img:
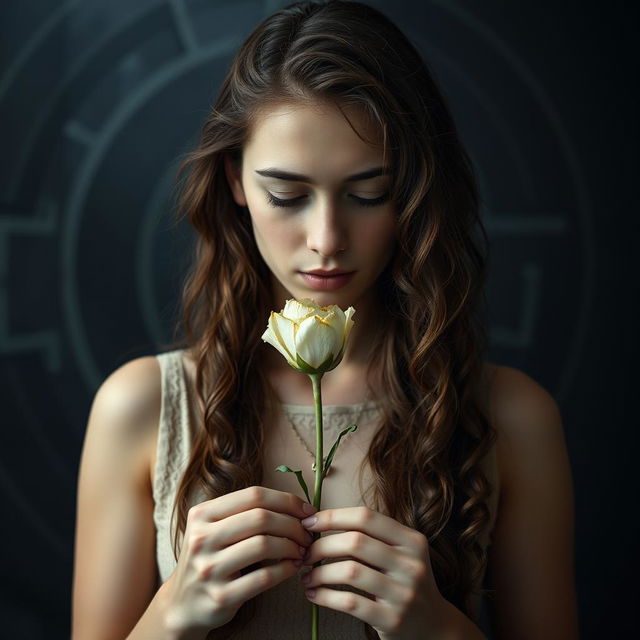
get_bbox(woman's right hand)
[159,486,316,638]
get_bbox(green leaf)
[322,424,358,480]
[275,465,311,503]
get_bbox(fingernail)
[302,503,317,515]
[301,515,318,528]
[305,588,316,598]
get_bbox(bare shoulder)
[97,356,162,424]
[485,363,567,489]
[485,363,562,427]
[90,356,162,487]
[481,362,579,639]
[73,356,164,638]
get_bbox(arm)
[71,356,176,640]
[482,366,580,640]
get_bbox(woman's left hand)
[300,506,448,640]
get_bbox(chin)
[275,275,361,309]
[306,291,357,308]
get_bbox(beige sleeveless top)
[153,349,499,637]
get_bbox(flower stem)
[310,373,324,505]
[309,372,324,640]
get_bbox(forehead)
[243,102,385,169]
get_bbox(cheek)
[358,218,396,258]
[250,212,300,256]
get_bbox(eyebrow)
[254,166,392,184]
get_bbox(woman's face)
[224,101,396,312]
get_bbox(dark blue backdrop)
[0,0,637,637]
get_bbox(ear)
[223,152,248,207]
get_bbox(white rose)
[261,298,355,374]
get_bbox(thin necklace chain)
[283,390,372,477]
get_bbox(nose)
[305,198,348,257]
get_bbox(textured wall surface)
[0,0,636,637]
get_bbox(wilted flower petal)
[343,306,355,342]
[283,298,317,323]
[321,309,346,344]
[271,312,297,361]
[261,312,296,367]
[261,298,356,374]
[295,315,341,369]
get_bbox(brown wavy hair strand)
[162,1,497,637]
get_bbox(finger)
[303,583,396,631]
[301,560,409,605]
[193,486,316,524]
[212,534,306,578]
[204,507,313,551]
[303,531,414,578]
[301,506,419,552]
[213,559,301,607]
[241,507,314,548]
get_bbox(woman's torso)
[150,349,392,507]
[148,348,501,634]
[149,348,500,509]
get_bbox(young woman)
[71,1,579,638]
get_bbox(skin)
[223,100,579,639]
[222,101,454,638]
[72,358,579,639]
[224,100,396,401]
[72,98,578,639]
[294,366,581,640]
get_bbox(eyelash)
[265,192,390,209]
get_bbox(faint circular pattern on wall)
[408,0,593,404]
[0,0,286,570]
[0,0,591,570]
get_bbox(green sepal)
[322,424,358,480]
[295,352,335,374]
[275,464,311,503]
[324,346,345,373]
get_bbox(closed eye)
[266,192,390,208]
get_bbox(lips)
[299,270,356,291]
[301,269,354,276]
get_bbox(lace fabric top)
[153,349,498,637]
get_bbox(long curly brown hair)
[162,1,497,637]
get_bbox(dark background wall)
[0,0,636,637]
